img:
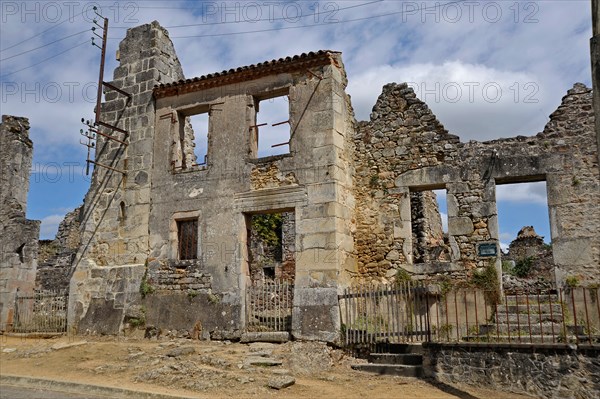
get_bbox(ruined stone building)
[0,116,40,331]
[1,20,598,340]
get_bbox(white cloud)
[0,1,592,229]
[496,181,547,205]
[347,60,555,141]
[39,214,64,239]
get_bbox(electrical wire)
[1,0,467,77]
[0,40,89,79]
[0,30,88,62]
[114,0,384,29]
[162,0,468,39]
[1,9,86,53]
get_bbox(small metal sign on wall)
[477,242,498,257]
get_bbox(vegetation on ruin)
[140,268,155,298]
[565,275,580,288]
[251,214,283,247]
[513,256,534,278]
[470,262,501,305]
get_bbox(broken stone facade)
[3,19,597,341]
[354,82,599,288]
[0,115,40,331]
[36,206,82,291]
[69,22,355,341]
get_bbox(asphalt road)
[0,385,110,399]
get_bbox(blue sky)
[0,0,592,242]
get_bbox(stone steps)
[369,353,423,365]
[504,294,558,304]
[350,363,423,377]
[351,344,423,378]
[495,313,564,324]
[482,321,564,335]
[496,304,563,314]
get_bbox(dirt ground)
[0,334,534,399]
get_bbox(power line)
[1,0,467,77]
[153,0,468,39]
[0,30,88,62]
[0,40,89,79]
[0,10,86,53]
[113,0,383,29]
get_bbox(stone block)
[292,287,339,342]
[552,238,594,266]
[448,217,474,235]
[307,182,339,204]
[446,193,459,217]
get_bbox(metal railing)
[339,281,432,346]
[246,279,293,332]
[13,289,69,333]
[339,284,600,348]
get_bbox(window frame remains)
[177,219,198,260]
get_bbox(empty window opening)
[177,219,198,260]
[255,95,290,158]
[495,181,551,279]
[16,244,25,263]
[119,201,126,225]
[247,211,295,282]
[410,189,450,264]
[189,113,209,167]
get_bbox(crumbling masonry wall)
[69,23,357,341]
[69,22,187,334]
[0,115,40,331]
[36,205,82,291]
[151,50,356,341]
[354,83,600,286]
[65,19,598,338]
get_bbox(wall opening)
[254,94,290,158]
[119,201,126,226]
[246,211,295,282]
[410,188,450,264]
[177,219,198,261]
[189,113,209,167]
[495,181,552,280]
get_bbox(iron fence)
[339,281,432,347]
[246,279,293,332]
[339,283,600,348]
[13,289,69,333]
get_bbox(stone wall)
[354,82,599,287]
[69,21,186,333]
[353,83,460,281]
[65,20,598,339]
[0,115,40,331]
[423,343,600,399]
[151,50,357,342]
[36,205,82,291]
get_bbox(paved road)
[0,385,110,399]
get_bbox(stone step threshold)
[369,353,423,365]
[240,331,290,343]
[351,363,423,378]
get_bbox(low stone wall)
[422,342,600,399]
